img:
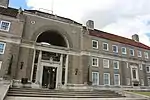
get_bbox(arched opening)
[36,30,67,47]
[31,30,68,89]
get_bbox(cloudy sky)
[10,0,150,46]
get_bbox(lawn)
[133,91,150,96]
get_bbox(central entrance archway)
[31,30,68,89]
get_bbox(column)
[56,54,63,89]
[30,49,36,81]
[65,55,69,85]
[35,50,42,84]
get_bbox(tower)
[0,0,9,8]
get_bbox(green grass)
[132,91,150,96]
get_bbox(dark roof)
[89,29,150,50]
[0,7,18,17]
[24,10,82,26]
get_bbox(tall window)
[113,61,119,69]
[92,40,98,49]
[146,66,150,73]
[92,72,99,85]
[144,52,149,59]
[103,73,110,85]
[103,59,109,68]
[130,49,134,56]
[112,45,118,53]
[0,42,6,54]
[92,57,99,67]
[132,69,136,79]
[122,47,126,54]
[137,51,142,57]
[114,74,120,85]
[0,21,11,32]
[103,43,108,51]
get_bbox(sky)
[9,0,150,46]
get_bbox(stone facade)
[0,4,150,89]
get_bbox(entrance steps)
[5,87,125,99]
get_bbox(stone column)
[30,49,36,81]
[35,50,42,85]
[56,54,63,89]
[65,55,69,85]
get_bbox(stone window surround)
[112,45,118,53]
[103,42,109,51]
[0,20,11,32]
[114,74,120,85]
[103,59,109,68]
[92,72,99,85]
[113,60,119,69]
[92,57,99,67]
[0,42,6,54]
[130,49,134,56]
[144,52,149,59]
[92,40,98,49]
[121,47,127,54]
[103,73,110,85]
[137,50,142,57]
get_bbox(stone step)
[7,93,123,98]
[7,91,121,96]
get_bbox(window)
[144,52,149,59]
[103,43,108,51]
[112,45,118,53]
[137,51,142,57]
[92,72,99,85]
[103,59,109,68]
[0,42,6,54]
[122,47,126,54]
[103,73,110,85]
[139,64,142,70]
[0,21,11,31]
[92,40,98,49]
[114,74,120,85]
[132,69,136,79]
[113,61,119,69]
[146,66,150,73]
[130,49,134,56]
[92,57,99,67]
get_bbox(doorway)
[42,66,57,89]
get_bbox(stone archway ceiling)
[36,30,67,47]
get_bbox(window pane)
[147,67,150,72]
[0,21,10,31]
[132,69,136,79]
[114,74,120,85]
[92,40,98,48]
[103,59,109,68]
[122,47,126,54]
[104,73,110,85]
[103,43,108,50]
[92,72,99,85]
[130,49,134,56]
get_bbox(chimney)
[132,34,139,42]
[86,20,94,30]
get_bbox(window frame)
[92,40,98,49]
[92,72,99,85]
[112,45,118,53]
[114,74,120,86]
[103,42,109,51]
[121,47,127,54]
[130,49,134,56]
[146,66,150,73]
[0,20,11,32]
[103,73,110,85]
[137,50,142,57]
[103,59,109,68]
[144,52,149,59]
[113,61,119,69]
[0,42,6,54]
[92,57,99,67]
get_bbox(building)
[0,0,150,89]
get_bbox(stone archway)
[31,28,70,89]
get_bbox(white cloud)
[26,0,150,46]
